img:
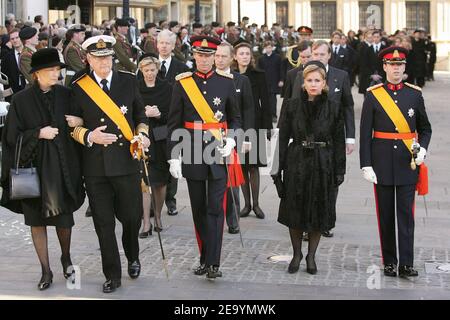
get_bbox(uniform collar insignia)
[387,82,404,91]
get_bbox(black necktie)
[100,79,109,94]
[160,60,167,78]
[335,47,338,55]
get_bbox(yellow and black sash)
[76,75,142,159]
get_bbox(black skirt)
[21,199,74,228]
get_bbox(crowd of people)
[0,13,433,294]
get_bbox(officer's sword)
[219,130,245,248]
[140,144,170,280]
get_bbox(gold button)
[203,81,207,84]
[117,126,120,130]
[394,146,397,149]
[119,134,123,138]
[394,100,398,103]
[100,118,105,122]
[394,92,397,95]
[203,91,207,94]
[119,143,123,146]
[104,144,108,147]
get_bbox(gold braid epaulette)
[405,82,422,92]
[286,46,302,68]
[216,69,234,79]
[366,83,384,92]
[175,72,193,81]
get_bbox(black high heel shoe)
[38,271,53,291]
[288,253,303,274]
[153,225,163,232]
[306,255,317,275]
[139,224,153,238]
[239,205,252,217]
[61,256,74,279]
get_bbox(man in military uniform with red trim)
[167,36,242,279]
[360,46,432,278]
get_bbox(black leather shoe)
[128,260,141,279]
[228,226,240,234]
[399,265,418,278]
[253,205,265,219]
[384,264,397,277]
[322,230,334,237]
[306,255,317,275]
[194,264,208,275]
[206,266,222,279]
[239,205,251,217]
[103,279,121,293]
[167,207,178,216]
[139,225,152,238]
[61,255,74,279]
[288,254,303,274]
[38,271,53,291]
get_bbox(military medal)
[408,108,415,118]
[120,105,128,115]
[213,97,221,106]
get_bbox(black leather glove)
[335,175,344,186]
[272,173,285,198]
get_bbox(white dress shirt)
[159,55,172,76]
[93,70,113,90]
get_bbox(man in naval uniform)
[70,35,150,293]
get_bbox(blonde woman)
[137,55,172,237]
[272,61,346,274]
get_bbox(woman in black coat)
[272,62,346,275]
[233,41,272,219]
[0,48,85,290]
[137,56,172,237]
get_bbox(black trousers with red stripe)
[187,177,227,267]
[374,184,416,266]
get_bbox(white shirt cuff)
[87,132,93,147]
[346,138,356,144]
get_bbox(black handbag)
[9,135,41,200]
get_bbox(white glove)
[217,138,236,158]
[362,166,378,184]
[168,159,182,179]
[415,147,426,166]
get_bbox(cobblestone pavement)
[1,74,450,300]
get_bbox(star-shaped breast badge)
[408,108,414,118]
[120,105,128,115]
[213,97,222,106]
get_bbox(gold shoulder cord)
[286,47,302,68]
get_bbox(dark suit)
[329,45,352,76]
[366,43,387,89]
[257,53,283,117]
[167,70,240,267]
[159,56,190,211]
[226,71,255,230]
[159,56,190,85]
[360,83,432,267]
[1,49,26,101]
[282,65,302,99]
[71,70,147,281]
